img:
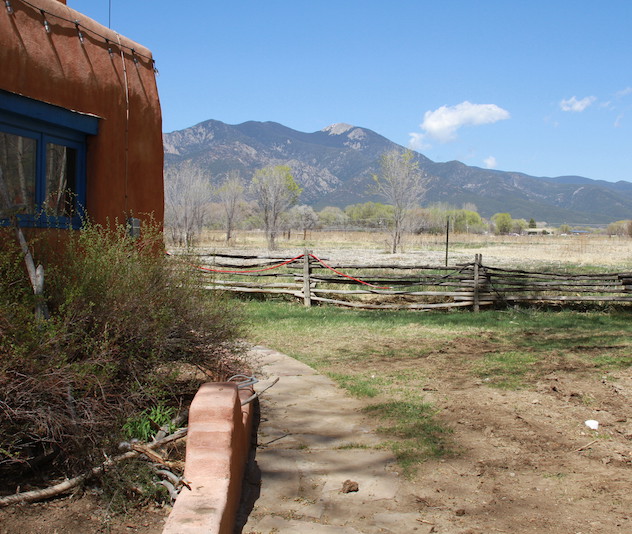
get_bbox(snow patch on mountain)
[349,128,366,140]
[322,123,355,135]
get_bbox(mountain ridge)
[164,119,632,225]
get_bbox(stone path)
[242,347,429,534]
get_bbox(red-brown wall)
[0,0,163,227]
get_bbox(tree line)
[165,150,628,251]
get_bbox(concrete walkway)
[241,347,429,534]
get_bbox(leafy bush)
[0,221,245,487]
[122,405,176,442]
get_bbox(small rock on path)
[242,346,426,534]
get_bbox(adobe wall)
[162,382,256,534]
[0,0,164,227]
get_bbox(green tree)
[529,218,537,228]
[410,203,485,235]
[318,206,349,228]
[491,212,513,235]
[449,209,485,234]
[251,165,301,249]
[512,218,528,234]
[345,202,394,228]
[371,149,425,253]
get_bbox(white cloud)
[614,114,624,128]
[484,156,497,169]
[408,132,430,151]
[408,101,510,148]
[616,87,632,98]
[560,96,596,112]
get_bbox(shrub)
[0,221,245,487]
[122,404,176,442]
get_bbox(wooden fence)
[190,250,632,311]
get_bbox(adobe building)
[0,0,163,231]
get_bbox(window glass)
[0,90,98,228]
[0,132,36,217]
[45,143,77,217]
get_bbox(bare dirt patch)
[0,494,170,534]
[374,337,632,534]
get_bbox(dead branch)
[575,439,599,452]
[0,427,188,507]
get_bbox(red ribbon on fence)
[309,253,392,290]
[168,250,393,289]
[186,253,306,274]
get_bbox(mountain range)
[163,120,632,225]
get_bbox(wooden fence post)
[445,217,450,267]
[303,249,312,307]
[473,253,481,313]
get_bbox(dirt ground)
[387,339,632,533]
[0,494,170,534]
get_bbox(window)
[0,90,98,229]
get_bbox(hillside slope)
[164,120,632,224]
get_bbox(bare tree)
[164,162,212,247]
[371,149,425,253]
[217,170,245,243]
[250,165,301,249]
[288,204,319,239]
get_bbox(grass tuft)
[327,372,380,397]
[363,401,453,474]
[474,351,539,389]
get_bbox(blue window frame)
[0,90,98,229]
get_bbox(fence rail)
[187,250,632,311]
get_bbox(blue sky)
[70,1,632,183]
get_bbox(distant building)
[0,0,163,231]
[525,228,552,235]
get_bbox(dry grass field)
[195,229,632,271]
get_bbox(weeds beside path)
[0,223,246,531]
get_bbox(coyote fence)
[188,250,632,311]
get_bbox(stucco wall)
[0,0,163,226]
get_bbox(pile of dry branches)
[0,222,245,499]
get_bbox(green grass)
[363,401,453,474]
[242,299,632,471]
[592,352,632,369]
[122,404,176,442]
[327,372,382,397]
[474,351,539,389]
